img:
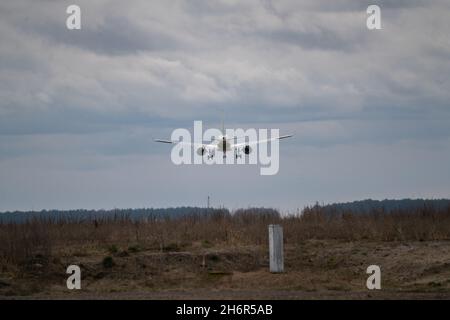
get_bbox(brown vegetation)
[1,205,450,265]
[1,205,450,298]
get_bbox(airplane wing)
[232,134,293,148]
[154,139,217,150]
[154,139,175,144]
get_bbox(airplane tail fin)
[221,110,225,136]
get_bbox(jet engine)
[197,146,206,156]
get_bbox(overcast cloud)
[0,0,449,212]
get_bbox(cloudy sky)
[0,0,449,212]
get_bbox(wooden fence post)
[268,224,284,273]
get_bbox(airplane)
[155,120,293,160]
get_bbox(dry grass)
[1,205,450,298]
[286,204,450,242]
[1,205,450,266]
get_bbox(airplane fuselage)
[216,136,232,153]
[155,122,292,161]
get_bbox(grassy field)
[1,206,450,299]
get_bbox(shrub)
[128,245,141,253]
[108,245,118,254]
[102,256,114,268]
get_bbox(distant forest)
[1,199,449,223]
[315,198,450,214]
[0,207,230,223]
[0,207,281,224]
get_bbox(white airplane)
[155,121,293,160]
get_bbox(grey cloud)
[256,27,365,51]
[0,0,449,211]
[21,16,182,56]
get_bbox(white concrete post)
[269,224,284,273]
